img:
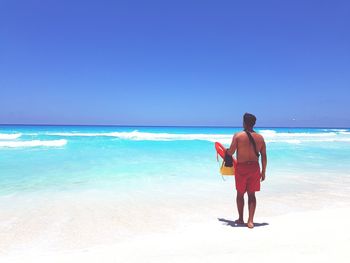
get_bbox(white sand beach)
[1,202,349,263]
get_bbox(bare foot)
[247,221,254,229]
[234,219,245,225]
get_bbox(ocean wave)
[322,129,348,132]
[266,139,302,144]
[44,130,350,144]
[0,139,67,148]
[259,130,337,138]
[258,129,350,143]
[0,133,22,140]
[47,131,232,142]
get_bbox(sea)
[1,125,350,252]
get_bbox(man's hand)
[261,171,266,182]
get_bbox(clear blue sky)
[1,0,349,127]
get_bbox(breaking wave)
[45,130,350,144]
[47,131,231,142]
[0,139,67,148]
[0,133,22,140]
[259,130,337,137]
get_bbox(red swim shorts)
[235,162,261,194]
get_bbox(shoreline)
[1,180,349,261]
[1,206,349,263]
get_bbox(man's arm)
[227,134,238,156]
[260,139,267,181]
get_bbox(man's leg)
[235,191,244,224]
[247,192,256,228]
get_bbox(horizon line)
[0,123,349,129]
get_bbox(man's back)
[235,131,265,163]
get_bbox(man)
[227,113,267,228]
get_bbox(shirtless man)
[227,113,267,228]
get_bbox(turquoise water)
[1,125,350,197]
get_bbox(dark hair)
[243,113,256,128]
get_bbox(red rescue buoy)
[215,142,237,168]
[215,142,226,159]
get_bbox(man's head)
[243,113,256,130]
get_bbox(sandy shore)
[2,206,349,263]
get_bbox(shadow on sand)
[218,218,269,228]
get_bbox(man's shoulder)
[234,131,246,138]
[254,132,265,141]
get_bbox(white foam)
[258,129,277,135]
[0,133,22,140]
[323,129,348,132]
[44,130,350,144]
[0,139,67,148]
[47,131,232,142]
[259,130,337,138]
[266,139,302,144]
